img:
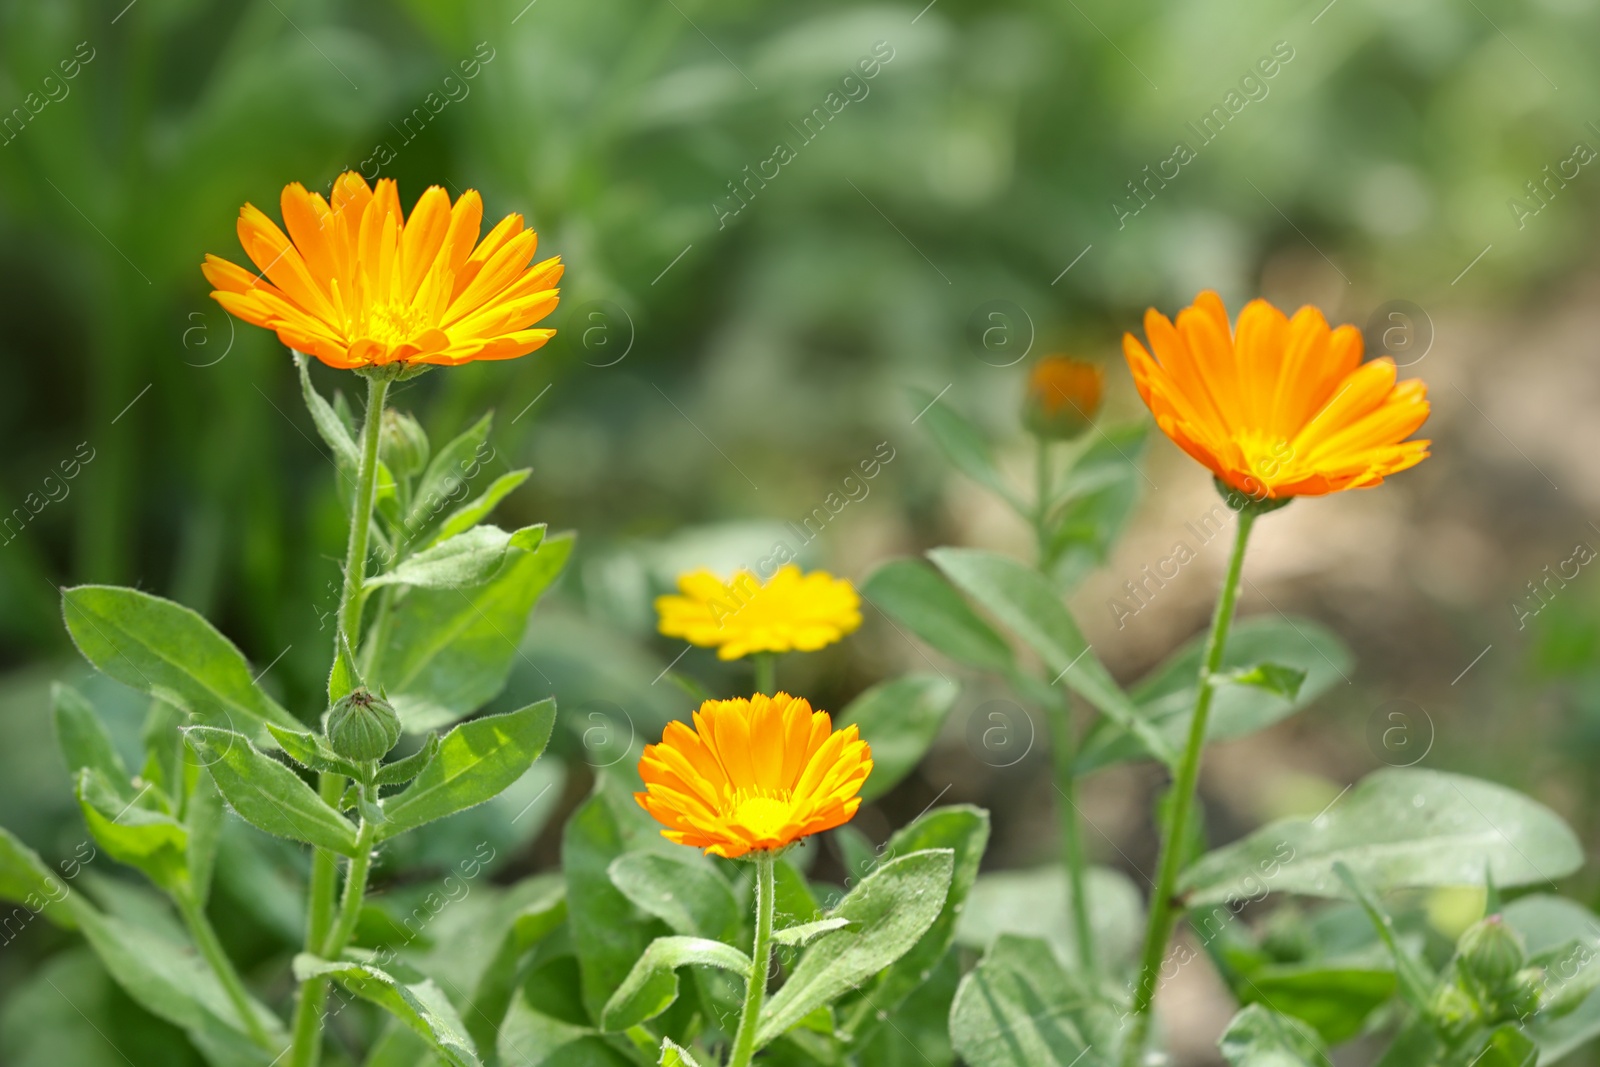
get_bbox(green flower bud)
[327,688,401,762]
[1507,966,1546,1021]
[379,408,430,479]
[1428,981,1480,1041]
[1457,915,1528,996]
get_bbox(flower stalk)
[1032,436,1097,975]
[754,652,776,696]
[728,851,777,1067]
[175,887,274,1051]
[1120,505,1256,1066]
[289,374,389,1067]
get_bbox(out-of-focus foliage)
[3,0,1599,1061]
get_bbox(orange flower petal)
[1124,292,1430,499]
[636,693,872,857]
[203,173,559,370]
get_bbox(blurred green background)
[4,0,1600,1060]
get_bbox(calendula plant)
[487,563,981,1066]
[0,173,573,1067]
[863,293,1600,1067]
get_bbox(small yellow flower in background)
[635,693,873,859]
[1123,290,1430,500]
[655,564,862,660]
[203,172,562,370]
[1024,355,1104,439]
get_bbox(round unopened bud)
[327,688,401,762]
[1429,981,1480,1040]
[1507,966,1546,1020]
[1023,356,1103,440]
[379,409,430,479]
[1458,915,1528,996]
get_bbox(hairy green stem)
[290,375,389,1067]
[323,820,378,958]
[176,888,274,1051]
[1120,507,1256,1066]
[754,652,777,696]
[337,376,389,652]
[728,852,776,1067]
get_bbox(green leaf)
[928,547,1176,763]
[1180,769,1583,907]
[1080,617,1351,772]
[52,683,133,798]
[860,559,1014,674]
[404,412,493,538]
[658,1037,708,1066]
[295,955,480,1067]
[461,878,568,1056]
[264,723,364,778]
[0,827,78,930]
[1471,1025,1538,1067]
[955,864,1145,969]
[434,468,533,545]
[297,351,359,469]
[599,936,752,1031]
[844,806,990,1033]
[1218,1004,1331,1067]
[185,727,360,856]
[61,585,300,737]
[1234,964,1396,1045]
[756,848,954,1048]
[910,387,1022,510]
[185,770,224,906]
[140,698,186,812]
[1506,895,1600,1063]
[1217,663,1307,702]
[1330,862,1437,1011]
[498,994,634,1066]
[837,674,960,802]
[772,918,854,946]
[1043,474,1141,590]
[75,768,188,891]
[1043,423,1149,589]
[565,788,661,1025]
[70,883,284,1057]
[375,733,441,786]
[329,630,363,704]
[949,934,1114,1066]
[368,525,546,591]
[608,852,740,942]
[383,532,573,731]
[378,700,556,840]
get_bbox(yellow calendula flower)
[203,172,561,370]
[635,693,873,859]
[1123,290,1430,500]
[655,564,862,660]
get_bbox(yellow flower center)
[1236,429,1295,485]
[730,792,793,840]
[364,302,430,346]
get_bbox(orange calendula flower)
[1123,291,1429,499]
[1025,355,1104,440]
[203,172,561,369]
[636,692,872,859]
[656,564,862,660]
